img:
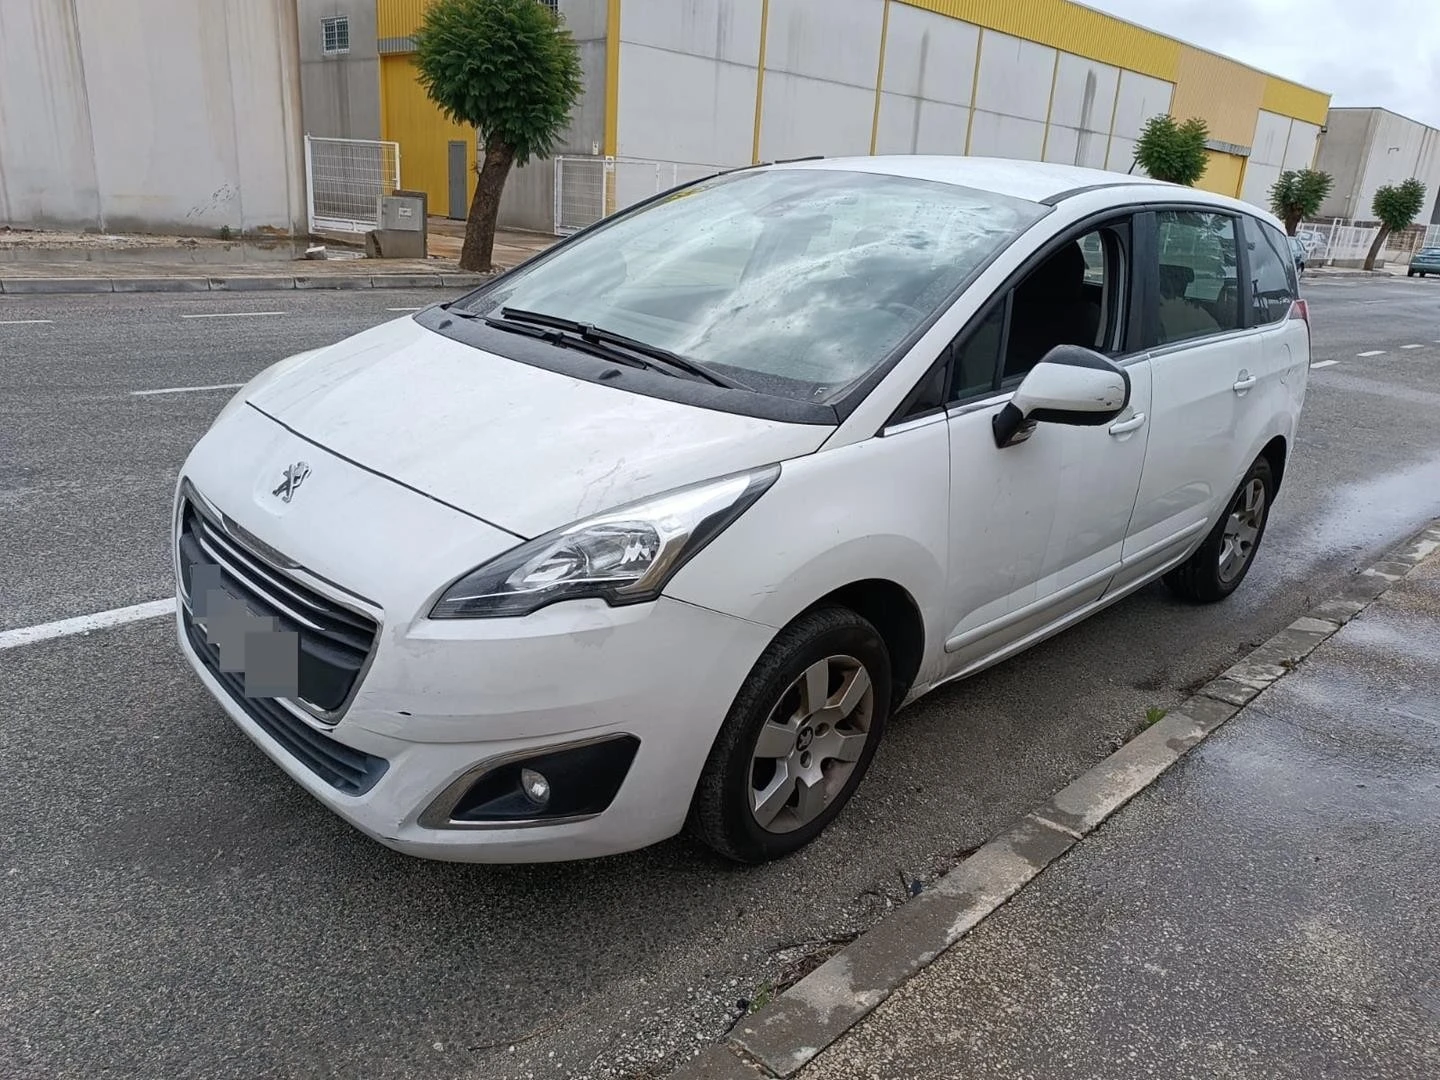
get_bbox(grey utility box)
[366,189,428,259]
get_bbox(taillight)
[1289,298,1310,334]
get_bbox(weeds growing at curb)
[1144,705,1168,728]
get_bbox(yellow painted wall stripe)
[869,0,891,155]
[751,0,771,163]
[604,0,621,157]
[1039,48,1061,161]
[962,28,984,154]
[1101,70,1123,169]
[1261,75,1329,126]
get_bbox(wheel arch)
[1259,433,1287,492]
[803,579,926,713]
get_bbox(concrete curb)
[670,518,1440,1080]
[0,272,493,296]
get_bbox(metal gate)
[552,155,728,235]
[304,135,401,234]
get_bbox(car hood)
[243,315,831,537]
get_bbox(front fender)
[665,421,952,682]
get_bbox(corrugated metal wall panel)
[380,52,474,211]
[1169,46,1263,148]
[1261,76,1329,127]
[1196,149,1245,197]
[376,0,430,40]
[897,0,1179,82]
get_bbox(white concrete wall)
[1355,110,1440,223]
[1106,70,1173,174]
[757,0,884,159]
[0,0,306,235]
[873,3,977,156]
[1238,110,1323,210]
[968,31,1053,161]
[298,0,381,141]
[617,0,763,166]
[1045,53,1119,169]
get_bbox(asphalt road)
[3,278,1440,1079]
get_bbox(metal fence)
[552,155,730,234]
[304,135,401,234]
[1295,219,1440,266]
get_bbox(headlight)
[430,465,781,619]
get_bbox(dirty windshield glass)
[458,168,1046,403]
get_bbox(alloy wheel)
[1219,477,1266,583]
[748,654,874,833]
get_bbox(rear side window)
[1244,216,1297,325]
[1153,211,1241,345]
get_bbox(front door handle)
[1233,374,1258,392]
[1108,412,1146,436]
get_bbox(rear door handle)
[1108,413,1146,435]
[1233,375,1258,392]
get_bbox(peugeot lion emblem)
[271,461,311,504]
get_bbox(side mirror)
[992,345,1130,448]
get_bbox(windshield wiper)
[492,306,750,390]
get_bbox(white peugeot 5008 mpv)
[175,157,1310,864]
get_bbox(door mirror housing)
[992,345,1131,448]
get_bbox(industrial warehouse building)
[329,0,1332,233]
[0,0,1334,238]
[1313,107,1440,224]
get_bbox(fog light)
[520,768,551,806]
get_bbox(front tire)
[1163,457,1275,604]
[688,607,891,864]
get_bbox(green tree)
[1363,178,1427,270]
[415,0,583,271]
[1132,115,1210,186]
[1269,169,1334,235]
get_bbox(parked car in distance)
[174,157,1312,865]
[1408,246,1440,277]
[1288,235,1307,273]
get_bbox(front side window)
[1152,211,1241,345]
[940,220,1129,405]
[1244,216,1297,325]
[456,169,1046,404]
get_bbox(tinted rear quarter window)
[1244,216,1297,324]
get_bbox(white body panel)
[173,158,1308,862]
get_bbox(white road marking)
[0,318,54,325]
[1356,350,1386,357]
[0,598,176,651]
[180,311,287,320]
[131,382,246,397]
[387,306,423,312]
[1310,360,1340,369]
[1401,343,1425,349]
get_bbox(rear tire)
[688,607,891,864]
[1409,269,1417,277]
[1163,457,1275,604]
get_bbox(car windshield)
[457,168,1045,403]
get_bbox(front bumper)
[175,406,775,862]
[178,591,772,862]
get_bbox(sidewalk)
[803,541,1440,1078]
[676,522,1440,1080]
[0,226,555,295]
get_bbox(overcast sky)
[1084,0,1440,128]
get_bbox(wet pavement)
[804,548,1440,1080]
[3,277,1440,1079]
